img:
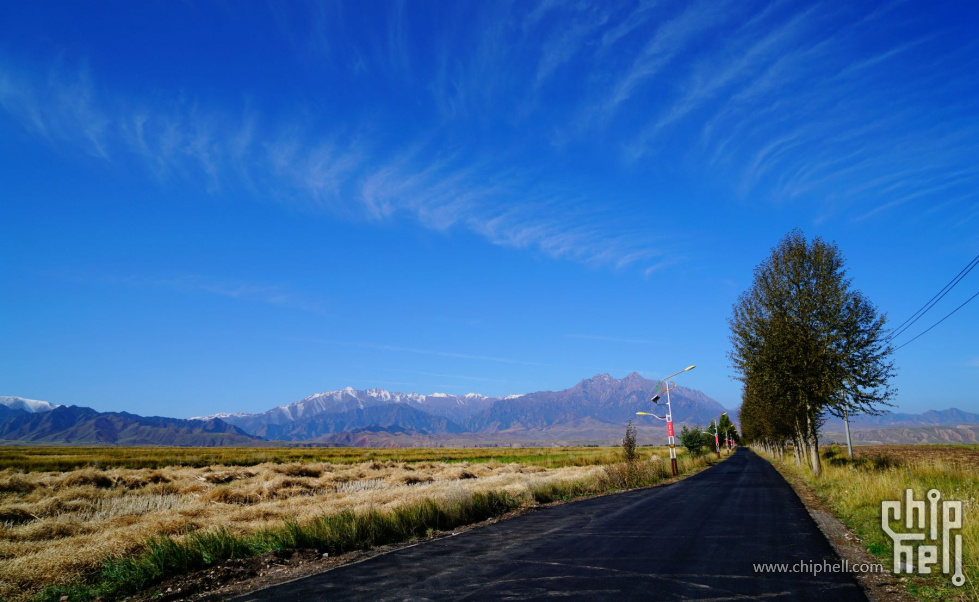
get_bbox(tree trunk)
[792,437,803,465]
[806,412,822,476]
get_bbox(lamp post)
[713,412,727,458]
[637,365,695,477]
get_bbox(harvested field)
[0,446,624,472]
[844,444,979,472]
[0,446,692,600]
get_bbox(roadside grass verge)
[32,452,719,601]
[758,445,978,601]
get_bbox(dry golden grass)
[0,446,625,472]
[0,449,660,600]
[764,445,979,601]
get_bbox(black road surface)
[239,449,866,601]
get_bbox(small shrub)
[622,421,638,463]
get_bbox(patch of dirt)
[776,467,916,602]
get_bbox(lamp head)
[684,365,696,371]
[651,394,661,404]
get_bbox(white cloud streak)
[0,52,667,274]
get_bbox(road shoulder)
[768,460,916,602]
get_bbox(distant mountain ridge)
[823,408,979,430]
[822,425,979,445]
[198,373,729,442]
[207,387,495,435]
[469,372,726,432]
[0,406,261,446]
[3,374,978,446]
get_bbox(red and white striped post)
[665,386,677,477]
[713,412,726,458]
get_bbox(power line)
[894,288,979,351]
[889,252,979,340]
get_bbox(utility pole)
[843,406,854,460]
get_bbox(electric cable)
[894,288,979,351]
[889,252,979,340]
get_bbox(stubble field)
[0,446,703,601]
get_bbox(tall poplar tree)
[729,230,895,475]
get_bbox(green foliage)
[729,230,895,474]
[679,425,706,456]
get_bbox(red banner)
[667,421,674,437]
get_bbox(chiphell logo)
[882,488,965,586]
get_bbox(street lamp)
[713,412,727,458]
[725,425,736,450]
[636,365,695,476]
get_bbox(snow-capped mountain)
[0,396,61,413]
[195,374,732,442]
[198,386,500,437]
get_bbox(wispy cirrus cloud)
[5,0,979,273]
[600,1,733,123]
[0,52,667,274]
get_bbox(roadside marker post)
[636,365,696,477]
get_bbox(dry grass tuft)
[0,475,36,494]
[60,468,114,489]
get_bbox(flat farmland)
[847,444,979,471]
[0,445,626,472]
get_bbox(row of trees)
[729,230,896,475]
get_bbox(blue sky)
[1,1,977,418]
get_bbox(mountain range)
[0,403,260,446]
[3,376,979,446]
[199,373,729,444]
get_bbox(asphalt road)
[239,449,866,601]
